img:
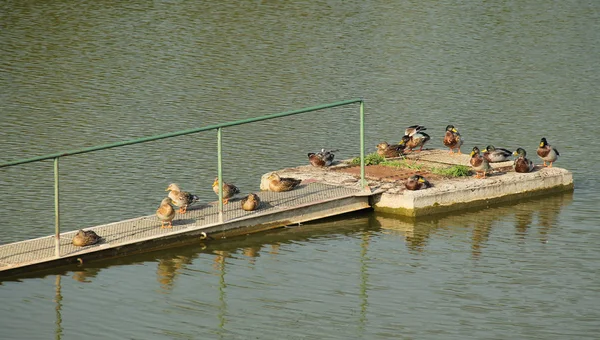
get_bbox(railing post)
[54,157,60,257]
[359,100,368,189]
[217,128,224,223]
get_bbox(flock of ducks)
[71,127,560,247]
[377,124,560,188]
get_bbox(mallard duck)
[241,193,261,211]
[308,149,337,167]
[443,125,464,155]
[537,137,560,167]
[483,145,512,163]
[513,148,535,173]
[72,229,102,247]
[266,173,302,192]
[156,197,176,228]
[212,178,240,204]
[376,141,405,158]
[165,183,199,213]
[405,174,431,190]
[399,131,431,152]
[470,146,491,178]
[405,125,427,137]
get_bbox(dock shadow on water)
[1,191,573,283]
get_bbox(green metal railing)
[0,99,367,257]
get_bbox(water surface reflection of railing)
[0,99,367,257]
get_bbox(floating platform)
[0,149,573,278]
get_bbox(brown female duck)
[72,229,102,247]
[266,173,302,192]
[241,193,261,211]
[213,178,240,204]
[376,141,405,158]
[165,183,199,213]
[156,197,176,228]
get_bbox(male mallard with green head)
[470,146,491,178]
[165,183,199,213]
[443,125,464,155]
[405,174,431,190]
[156,197,176,228]
[376,141,405,158]
[536,137,560,167]
[72,229,102,247]
[266,173,302,192]
[213,178,241,204]
[483,145,512,163]
[513,148,535,173]
[241,193,261,211]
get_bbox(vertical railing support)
[217,128,224,223]
[359,100,368,189]
[53,157,60,257]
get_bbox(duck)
[266,173,302,192]
[72,229,102,247]
[482,145,512,163]
[404,174,431,190]
[156,197,176,228]
[513,148,535,173]
[537,137,560,167]
[443,125,464,155]
[470,146,491,178]
[241,193,261,211]
[212,178,241,204]
[308,149,337,167]
[165,183,199,213]
[399,130,431,152]
[404,125,427,137]
[376,141,405,158]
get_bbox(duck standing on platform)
[165,183,199,213]
[443,125,464,155]
[156,197,176,228]
[399,125,431,152]
[241,193,261,211]
[376,141,405,158]
[213,178,241,204]
[308,149,338,167]
[266,173,302,192]
[482,145,512,163]
[72,229,102,247]
[470,146,491,178]
[405,174,431,190]
[537,137,560,167]
[513,148,535,173]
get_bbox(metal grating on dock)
[0,182,366,273]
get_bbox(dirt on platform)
[333,164,447,183]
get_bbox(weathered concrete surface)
[266,149,574,217]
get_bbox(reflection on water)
[374,192,573,259]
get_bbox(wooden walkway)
[0,182,371,278]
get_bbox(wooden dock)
[0,182,372,278]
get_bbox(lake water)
[1,0,599,339]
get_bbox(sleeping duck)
[166,183,199,213]
[513,148,535,173]
[72,229,102,247]
[470,146,491,178]
[376,141,405,158]
[404,174,431,190]
[241,193,261,211]
[483,145,512,163]
[308,149,337,167]
[443,125,464,155]
[156,197,176,228]
[536,137,560,167]
[266,173,302,192]
[213,178,241,204]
